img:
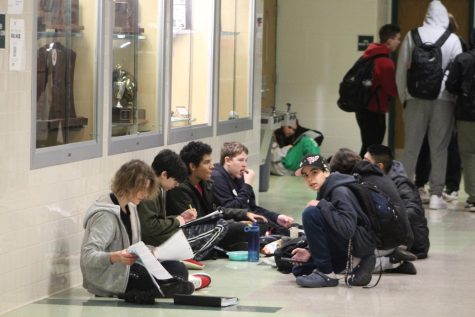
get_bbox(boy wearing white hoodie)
[396,0,462,210]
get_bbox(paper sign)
[9,18,25,71]
[8,0,23,14]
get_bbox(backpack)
[274,236,307,274]
[407,28,451,100]
[345,178,405,250]
[459,51,475,117]
[337,54,387,112]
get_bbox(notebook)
[173,294,238,307]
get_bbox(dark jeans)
[297,206,348,275]
[415,129,462,192]
[126,260,188,292]
[356,110,386,158]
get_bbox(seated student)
[138,150,225,291]
[80,160,194,304]
[271,121,321,176]
[290,154,376,287]
[166,141,267,251]
[212,141,294,234]
[365,144,430,260]
[329,148,417,274]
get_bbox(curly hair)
[220,141,248,165]
[329,148,361,174]
[151,149,188,182]
[179,141,212,174]
[111,159,158,199]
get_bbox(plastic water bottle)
[244,223,260,262]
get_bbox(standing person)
[445,29,475,212]
[356,24,401,158]
[80,160,194,304]
[212,141,294,234]
[166,141,267,251]
[396,0,462,210]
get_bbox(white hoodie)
[396,0,462,102]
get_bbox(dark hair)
[179,141,213,174]
[329,148,361,174]
[220,141,248,165]
[448,13,459,33]
[151,149,188,183]
[379,24,400,43]
[366,144,393,174]
[111,159,158,199]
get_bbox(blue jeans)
[294,206,349,275]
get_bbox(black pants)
[356,110,386,158]
[126,260,188,293]
[415,129,462,192]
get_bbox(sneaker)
[429,194,447,210]
[443,191,458,202]
[389,247,417,264]
[385,261,417,275]
[465,202,475,212]
[181,259,205,270]
[158,278,195,298]
[189,273,212,290]
[296,270,339,288]
[418,187,430,204]
[348,255,375,286]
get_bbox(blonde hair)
[111,159,158,199]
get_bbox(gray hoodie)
[80,194,141,297]
[396,0,462,102]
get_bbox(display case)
[109,0,163,154]
[32,0,102,168]
[217,0,254,135]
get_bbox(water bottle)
[244,223,260,262]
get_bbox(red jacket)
[363,43,397,113]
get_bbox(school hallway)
[1,175,473,317]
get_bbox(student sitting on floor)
[80,160,194,304]
[212,141,295,235]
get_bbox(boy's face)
[300,166,328,191]
[159,174,180,191]
[387,33,401,51]
[224,152,248,179]
[283,125,296,137]
[192,154,214,181]
[128,180,151,205]
[363,152,376,164]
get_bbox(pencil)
[189,204,193,209]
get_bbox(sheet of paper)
[182,210,222,227]
[128,241,173,281]
[153,229,194,261]
[8,0,23,14]
[9,18,25,71]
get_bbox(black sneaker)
[118,290,157,305]
[385,261,417,275]
[348,254,375,286]
[389,247,417,264]
[159,279,195,298]
[295,270,339,288]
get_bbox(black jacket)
[446,49,475,121]
[389,161,430,258]
[353,160,414,249]
[211,164,279,223]
[166,178,248,221]
[317,172,376,258]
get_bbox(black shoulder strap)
[435,29,452,48]
[411,28,423,46]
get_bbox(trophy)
[113,81,126,108]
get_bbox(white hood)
[423,0,449,29]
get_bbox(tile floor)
[3,175,475,317]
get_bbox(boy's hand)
[277,214,294,228]
[306,199,319,207]
[243,168,256,185]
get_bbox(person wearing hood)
[445,29,475,212]
[356,24,401,158]
[80,160,194,304]
[396,0,463,210]
[290,154,376,288]
[211,141,295,234]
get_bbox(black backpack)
[345,179,405,250]
[459,51,475,117]
[337,54,387,112]
[407,28,451,100]
[274,236,307,274]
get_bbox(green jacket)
[282,135,320,171]
[138,188,181,246]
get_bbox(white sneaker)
[429,195,448,210]
[418,187,430,204]
[442,191,458,202]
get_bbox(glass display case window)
[32,0,102,168]
[170,0,214,130]
[109,0,164,154]
[217,0,254,135]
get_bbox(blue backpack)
[345,178,405,250]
